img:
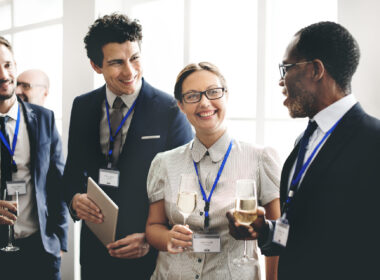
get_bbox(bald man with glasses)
[16,69,49,106]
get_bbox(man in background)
[16,69,49,106]
[63,13,193,279]
[0,37,68,280]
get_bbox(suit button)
[200,212,203,216]
[198,258,202,263]
[195,275,199,279]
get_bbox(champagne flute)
[177,174,197,225]
[1,190,20,252]
[233,179,257,266]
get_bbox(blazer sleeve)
[63,97,87,219]
[165,103,193,150]
[45,110,69,251]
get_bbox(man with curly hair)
[63,13,192,279]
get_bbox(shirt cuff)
[69,196,80,221]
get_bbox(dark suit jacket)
[260,103,380,280]
[63,79,193,277]
[0,99,68,257]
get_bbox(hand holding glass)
[233,179,257,266]
[1,190,20,252]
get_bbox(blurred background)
[0,0,378,278]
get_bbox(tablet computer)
[85,177,119,246]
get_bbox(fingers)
[167,225,193,253]
[226,208,257,240]
[107,233,150,259]
[0,200,17,224]
[73,194,103,223]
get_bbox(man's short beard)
[0,91,15,101]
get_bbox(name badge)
[98,168,120,187]
[192,232,221,253]
[273,217,290,247]
[6,180,27,195]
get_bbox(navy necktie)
[291,120,318,187]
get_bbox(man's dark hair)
[295,21,360,93]
[84,13,142,67]
[0,36,13,54]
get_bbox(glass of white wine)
[232,179,257,266]
[1,190,20,252]
[177,174,197,225]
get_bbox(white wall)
[61,1,95,279]
[338,0,380,118]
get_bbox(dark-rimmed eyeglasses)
[182,87,225,103]
[16,81,46,91]
[279,61,312,79]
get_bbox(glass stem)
[243,240,248,258]
[8,225,13,246]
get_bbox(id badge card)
[98,168,120,188]
[192,232,221,253]
[273,217,290,247]
[6,180,27,195]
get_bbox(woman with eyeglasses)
[145,62,280,280]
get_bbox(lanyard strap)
[193,140,233,229]
[0,103,20,170]
[283,118,342,215]
[105,98,137,160]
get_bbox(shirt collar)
[312,94,357,132]
[191,131,232,163]
[105,80,142,109]
[0,98,19,120]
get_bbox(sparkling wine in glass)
[177,174,197,225]
[233,179,257,266]
[1,190,20,252]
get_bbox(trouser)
[0,230,61,280]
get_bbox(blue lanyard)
[193,140,233,229]
[105,98,137,162]
[0,103,21,171]
[284,118,342,215]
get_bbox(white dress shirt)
[0,99,38,239]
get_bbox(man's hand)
[72,193,103,223]
[226,206,269,240]
[166,224,193,254]
[0,200,17,225]
[106,233,150,259]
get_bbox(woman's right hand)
[167,224,193,254]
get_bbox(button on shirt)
[288,94,357,189]
[0,100,38,239]
[100,84,141,157]
[147,131,280,280]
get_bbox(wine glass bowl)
[232,179,257,266]
[177,174,198,225]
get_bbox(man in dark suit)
[63,13,193,279]
[227,22,380,279]
[0,36,68,280]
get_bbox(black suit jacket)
[0,99,68,257]
[63,79,193,277]
[261,103,380,280]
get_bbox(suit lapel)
[117,79,155,162]
[20,101,38,189]
[297,104,364,194]
[88,86,107,166]
[280,144,299,206]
